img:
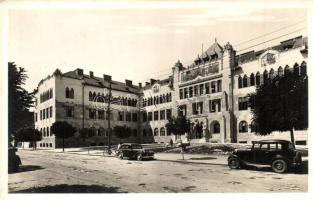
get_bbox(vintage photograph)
[4,0,309,195]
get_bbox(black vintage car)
[116,143,154,161]
[228,140,302,173]
[8,147,22,173]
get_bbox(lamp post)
[107,80,112,154]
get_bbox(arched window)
[132,129,138,136]
[89,127,97,137]
[250,122,256,133]
[89,92,93,101]
[166,127,171,136]
[213,122,220,134]
[92,92,96,101]
[143,129,147,137]
[300,61,306,76]
[166,93,169,102]
[148,128,153,136]
[98,127,105,136]
[263,70,269,84]
[243,75,248,87]
[40,128,43,136]
[43,127,46,137]
[160,127,165,136]
[284,65,290,76]
[47,126,50,137]
[256,72,260,86]
[65,87,70,98]
[269,68,275,79]
[250,73,255,86]
[278,66,283,77]
[169,93,172,102]
[70,88,74,99]
[294,63,300,76]
[239,121,248,133]
[238,76,242,88]
[154,128,159,136]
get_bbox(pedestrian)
[117,142,122,150]
[169,139,173,147]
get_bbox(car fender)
[16,155,22,165]
[271,154,290,165]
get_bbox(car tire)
[228,157,240,169]
[137,154,143,161]
[271,159,288,173]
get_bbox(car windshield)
[288,143,295,150]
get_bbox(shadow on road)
[241,160,308,174]
[11,184,124,193]
[9,165,44,174]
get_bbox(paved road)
[8,150,308,193]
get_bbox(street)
[8,150,308,193]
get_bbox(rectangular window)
[40,110,42,120]
[132,113,138,122]
[166,109,172,119]
[49,106,53,118]
[98,110,105,119]
[189,87,193,97]
[217,80,222,92]
[211,81,216,93]
[88,108,96,119]
[142,112,147,122]
[192,102,203,115]
[238,97,249,111]
[209,99,221,113]
[179,89,183,99]
[178,105,187,117]
[194,85,198,96]
[46,108,49,119]
[35,113,38,122]
[118,111,124,121]
[148,112,153,121]
[67,106,75,117]
[43,109,46,119]
[126,112,131,121]
[184,88,188,98]
[205,82,210,94]
[154,111,159,121]
[160,110,165,120]
[50,143,52,148]
[199,84,204,95]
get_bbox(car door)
[121,144,132,158]
[254,143,268,164]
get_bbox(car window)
[277,143,282,150]
[269,143,277,150]
[132,145,142,149]
[121,145,131,149]
[260,143,269,150]
[252,143,261,149]
[288,143,295,150]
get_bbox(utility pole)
[107,80,112,154]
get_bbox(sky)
[8,1,308,92]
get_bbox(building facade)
[33,35,308,148]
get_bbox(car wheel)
[228,157,240,169]
[137,154,143,161]
[271,159,288,173]
[119,152,124,160]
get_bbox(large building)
[33,35,308,148]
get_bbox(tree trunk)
[62,137,65,152]
[290,128,295,145]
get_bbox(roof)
[236,35,307,64]
[202,41,223,58]
[142,77,172,90]
[62,70,140,94]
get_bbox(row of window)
[88,91,138,107]
[39,143,53,148]
[142,93,172,107]
[143,109,172,122]
[238,63,307,89]
[65,87,75,99]
[178,99,222,117]
[39,88,53,103]
[39,127,53,137]
[179,80,222,99]
[37,106,53,121]
[87,127,138,137]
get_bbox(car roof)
[121,143,141,145]
[252,139,291,144]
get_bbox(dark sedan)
[116,143,155,161]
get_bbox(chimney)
[103,74,112,82]
[75,68,83,76]
[138,82,142,89]
[150,79,156,85]
[89,71,94,78]
[125,79,132,87]
[145,82,150,86]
